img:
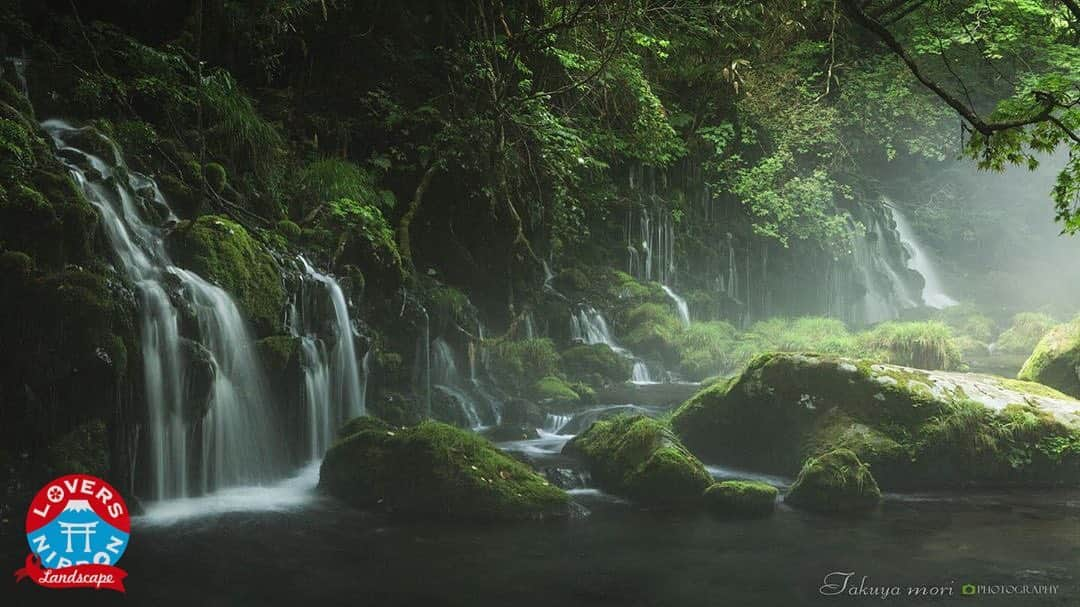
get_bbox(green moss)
[560,343,631,387]
[785,448,881,513]
[996,377,1073,400]
[336,415,392,439]
[275,219,301,242]
[532,375,580,404]
[203,162,227,192]
[320,420,569,521]
[1018,319,1080,398]
[167,214,284,335]
[367,392,425,427]
[256,335,299,375]
[486,338,561,389]
[935,304,996,343]
[564,415,712,506]
[702,480,778,517]
[622,302,682,360]
[996,313,1055,355]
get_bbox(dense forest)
[2,1,1080,604]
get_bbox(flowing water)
[570,306,655,383]
[44,120,280,499]
[888,203,958,309]
[661,284,691,328]
[291,257,368,459]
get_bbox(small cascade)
[291,257,368,459]
[848,209,922,324]
[888,203,958,309]
[569,305,654,383]
[631,207,677,284]
[542,414,572,434]
[44,120,278,499]
[431,337,493,429]
[541,260,566,300]
[660,284,691,327]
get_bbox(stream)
[5,399,1078,606]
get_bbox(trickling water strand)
[432,338,484,428]
[887,202,958,309]
[660,285,690,328]
[569,306,654,383]
[45,119,279,498]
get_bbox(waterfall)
[431,337,484,428]
[569,305,654,383]
[44,120,278,499]
[292,257,368,459]
[660,284,691,328]
[888,204,958,309]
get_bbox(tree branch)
[839,0,1060,137]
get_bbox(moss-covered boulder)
[702,480,777,517]
[320,419,569,521]
[1018,319,1080,399]
[621,303,682,362]
[560,343,631,388]
[532,375,591,408]
[167,215,284,335]
[784,449,881,513]
[672,352,1080,488]
[563,415,712,506]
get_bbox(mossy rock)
[320,420,569,521]
[532,375,580,405]
[1018,319,1080,399]
[275,219,301,242]
[167,215,284,335]
[785,449,881,514]
[560,343,631,388]
[256,335,300,376]
[367,391,425,427]
[672,352,1080,488]
[563,415,712,506]
[203,162,227,192]
[702,480,777,517]
[621,302,682,361]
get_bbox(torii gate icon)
[58,521,99,553]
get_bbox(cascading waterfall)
[44,120,277,499]
[569,305,653,383]
[291,257,368,460]
[887,203,958,309]
[431,337,484,428]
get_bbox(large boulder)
[319,419,569,521]
[167,215,284,336]
[672,352,1080,488]
[1018,319,1080,399]
[785,448,881,513]
[563,415,712,506]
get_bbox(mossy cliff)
[167,215,285,336]
[672,352,1080,488]
[1018,319,1080,399]
[320,418,569,521]
[0,84,137,499]
[563,415,713,506]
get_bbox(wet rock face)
[672,352,1080,489]
[1019,320,1080,400]
[784,448,881,514]
[563,415,712,506]
[319,419,570,521]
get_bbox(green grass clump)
[860,321,961,370]
[486,338,561,387]
[785,448,881,513]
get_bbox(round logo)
[24,474,130,569]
